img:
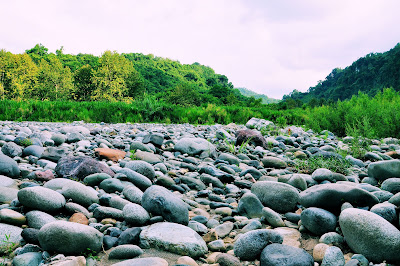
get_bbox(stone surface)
[367,159,400,181]
[0,154,20,178]
[55,156,115,180]
[301,207,337,235]
[260,243,314,266]
[111,257,168,266]
[95,148,126,162]
[139,222,208,257]
[141,185,189,225]
[108,244,143,259]
[18,186,66,212]
[38,221,103,255]
[251,181,300,213]
[234,229,284,261]
[339,208,400,263]
[300,183,379,211]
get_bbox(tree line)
[0,44,263,107]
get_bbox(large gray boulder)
[124,160,156,180]
[301,207,337,235]
[0,223,23,249]
[234,229,283,261]
[111,257,168,266]
[1,142,22,157]
[339,208,400,263]
[38,221,103,255]
[260,243,314,266]
[174,137,216,158]
[251,181,300,213]
[26,210,57,229]
[18,186,66,212]
[237,192,264,218]
[368,160,400,181]
[0,154,20,178]
[140,222,208,258]
[60,180,99,207]
[300,183,379,211]
[55,156,115,180]
[246,117,274,130]
[123,203,150,226]
[142,185,189,225]
[0,187,18,204]
[116,168,152,191]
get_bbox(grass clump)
[294,156,352,175]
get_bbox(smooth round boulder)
[0,187,18,204]
[262,156,287,169]
[381,178,400,194]
[370,202,397,224]
[251,181,300,213]
[38,221,103,255]
[111,257,168,266]
[367,159,400,181]
[124,160,156,180]
[234,229,283,261]
[108,244,143,259]
[123,203,150,226]
[321,246,345,266]
[141,185,189,225]
[60,181,99,207]
[26,210,57,229]
[301,207,337,235]
[300,183,379,211]
[0,154,20,178]
[339,208,400,263]
[260,243,314,266]
[18,186,66,212]
[139,222,208,258]
[237,192,264,218]
[174,137,216,157]
[122,185,143,204]
[22,145,44,158]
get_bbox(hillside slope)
[285,43,400,102]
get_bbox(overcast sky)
[1,0,400,99]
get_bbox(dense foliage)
[284,42,400,103]
[1,88,400,139]
[0,44,266,107]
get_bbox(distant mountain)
[284,42,400,102]
[237,87,280,104]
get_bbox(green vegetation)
[0,234,18,256]
[237,87,280,104]
[0,44,269,107]
[0,88,400,139]
[284,42,400,102]
[294,157,352,175]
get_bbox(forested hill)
[284,42,400,102]
[237,87,280,104]
[0,44,269,107]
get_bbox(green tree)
[167,83,201,106]
[33,55,74,100]
[92,51,142,101]
[73,64,95,101]
[25,43,49,64]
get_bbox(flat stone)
[139,222,208,258]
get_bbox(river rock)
[300,183,379,211]
[301,207,337,235]
[0,187,18,204]
[0,154,20,178]
[108,244,143,259]
[339,208,400,263]
[124,160,156,180]
[367,159,400,181]
[251,181,300,213]
[237,192,264,218]
[260,243,314,266]
[234,229,283,261]
[55,156,115,180]
[140,222,208,257]
[38,221,103,255]
[175,137,216,158]
[111,257,168,266]
[123,203,150,226]
[94,148,126,162]
[26,210,57,229]
[141,185,189,225]
[0,223,23,249]
[18,186,66,212]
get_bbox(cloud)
[1,0,400,99]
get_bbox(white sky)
[1,0,399,99]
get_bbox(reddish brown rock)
[386,151,400,159]
[69,213,89,225]
[235,129,267,148]
[35,170,55,181]
[95,148,126,162]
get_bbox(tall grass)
[1,88,399,139]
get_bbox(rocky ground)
[1,118,400,266]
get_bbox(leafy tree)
[167,83,201,106]
[25,44,49,64]
[73,64,95,101]
[33,55,74,100]
[92,51,143,101]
